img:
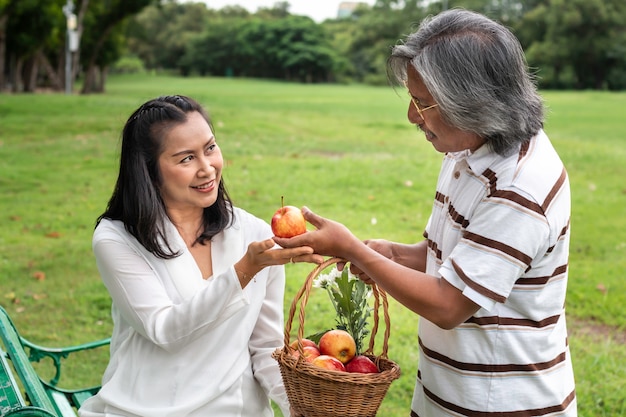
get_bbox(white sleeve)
[248,263,291,416]
[93,234,249,353]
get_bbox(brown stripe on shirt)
[489,189,545,216]
[546,221,570,253]
[542,167,568,212]
[483,166,559,218]
[419,337,568,373]
[427,238,443,261]
[518,139,531,162]
[448,203,470,228]
[465,313,561,328]
[483,168,498,195]
[515,264,568,286]
[420,384,576,416]
[451,258,507,303]
[484,168,567,218]
[462,231,533,266]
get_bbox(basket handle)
[284,257,391,360]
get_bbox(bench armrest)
[21,337,111,387]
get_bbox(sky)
[189,0,376,22]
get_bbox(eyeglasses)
[404,81,439,119]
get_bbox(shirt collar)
[447,142,507,176]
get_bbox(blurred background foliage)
[1,0,625,94]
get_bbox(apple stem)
[281,195,284,209]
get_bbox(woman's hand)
[246,238,324,270]
[234,238,323,287]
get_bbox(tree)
[272,16,338,82]
[129,2,336,80]
[80,0,155,93]
[127,1,217,73]
[234,16,338,82]
[0,0,10,90]
[5,0,624,92]
[182,18,246,77]
[346,2,424,84]
[70,0,89,83]
[2,0,65,92]
[523,0,626,89]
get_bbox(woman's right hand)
[235,238,323,286]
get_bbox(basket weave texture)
[272,258,401,417]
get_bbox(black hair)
[97,95,233,259]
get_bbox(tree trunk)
[11,56,24,92]
[96,66,108,92]
[81,64,96,93]
[594,67,606,90]
[81,24,113,94]
[36,49,62,91]
[56,43,65,90]
[71,0,89,81]
[553,64,562,88]
[23,54,38,92]
[0,14,7,91]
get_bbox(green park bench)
[0,306,110,416]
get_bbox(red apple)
[271,199,306,238]
[290,338,318,351]
[311,355,346,372]
[291,346,321,363]
[346,355,379,373]
[318,329,356,364]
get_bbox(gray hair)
[388,9,544,156]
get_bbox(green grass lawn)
[0,75,624,416]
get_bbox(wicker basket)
[272,257,401,417]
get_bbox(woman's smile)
[191,180,216,192]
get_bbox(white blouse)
[79,207,290,417]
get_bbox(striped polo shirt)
[412,130,577,416]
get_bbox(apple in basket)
[289,338,318,350]
[291,346,321,363]
[312,355,346,372]
[319,329,356,364]
[346,355,380,374]
[271,198,306,238]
